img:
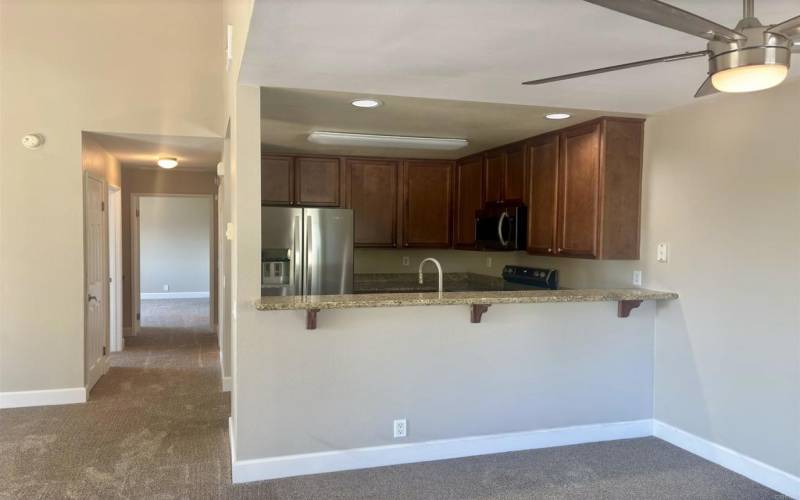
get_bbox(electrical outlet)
[486,257,492,268]
[632,270,642,286]
[402,256,410,266]
[163,284,169,291]
[657,242,669,263]
[393,419,407,438]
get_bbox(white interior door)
[85,174,109,391]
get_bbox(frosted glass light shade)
[711,64,788,93]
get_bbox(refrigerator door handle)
[305,215,313,294]
[293,215,302,295]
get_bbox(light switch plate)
[402,256,410,266]
[657,243,669,263]
[486,257,493,268]
[632,270,642,286]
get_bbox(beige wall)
[236,302,656,460]
[641,81,800,476]
[0,0,223,393]
[121,168,219,328]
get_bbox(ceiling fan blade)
[768,14,800,40]
[694,75,718,98]
[522,50,708,86]
[584,0,745,42]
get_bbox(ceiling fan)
[522,0,800,96]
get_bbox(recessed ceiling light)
[351,99,382,108]
[545,113,571,120]
[157,157,178,169]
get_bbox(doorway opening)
[132,194,214,333]
[108,185,124,352]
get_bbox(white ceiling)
[261,87,639,159]
[86,132,223,170]
[242,0,800,114]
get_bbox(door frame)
[130,193,216,334]
[108,184,124,352]
[83,172,110,390]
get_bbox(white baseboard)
[231,419,652,484]
[0,387,87,409]
[222,377,232,392]
[653,420,800,499]
[141,291,210,300]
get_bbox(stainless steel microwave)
[475,205,527,251]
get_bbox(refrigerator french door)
[261,207,353,296]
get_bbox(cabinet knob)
[547,248,552,253]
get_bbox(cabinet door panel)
[504,145,525,203]
[557,124,600,258]
[348,159,398,247]
[454,157,483,248]
[295,157,341,206]
[402,160,453,247]
[483,151,505,204]
[526,135,559,255]
[261,156,294,205]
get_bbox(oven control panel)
[502,265,559,290]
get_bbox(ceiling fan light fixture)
[710,63,789,93]
[157,157,178,169]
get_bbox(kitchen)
[259,89,659,302]
[242,88,679,482]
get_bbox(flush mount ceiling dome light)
[308,131,468,151]
[351,98,383,108]
[545,113,572,120]
[522,0,799,98]
[157,157,178,169]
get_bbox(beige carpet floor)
[0,300,788,499]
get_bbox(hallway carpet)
[0,302,788,499]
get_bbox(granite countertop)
[255,288,678,311]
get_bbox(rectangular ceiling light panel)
[307,131,468,150]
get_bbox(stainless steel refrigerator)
[261,207,353,296]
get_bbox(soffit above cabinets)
[243,0,800,114]
[260,87,638,160]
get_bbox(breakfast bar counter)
[255,288,678,328]
[255,288,678,311]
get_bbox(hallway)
[0,304,231,498]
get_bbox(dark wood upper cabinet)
[504,144,525,204]
[347,159,398,248]
[261,155,294,205]
[526,134,559,256]
[483,143,524,205]
[294,157,341,207]
[453,156,483,249]
[401,160,453,248]
[530,117,643,260]
[557,123,601,258]
[484,150,505,204]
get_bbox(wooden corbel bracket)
[617,300,642,318]
[306,309,320,330]
[470,304,491,323]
